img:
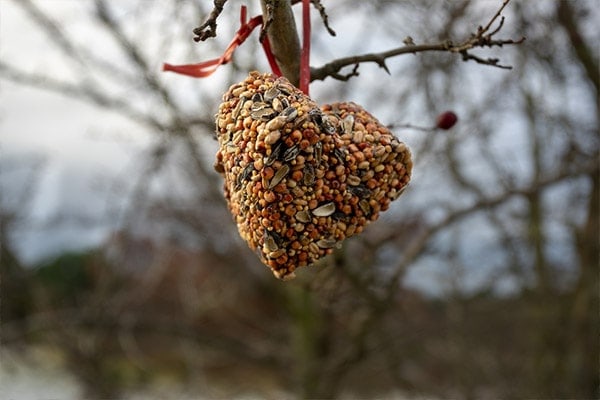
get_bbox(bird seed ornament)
[214,71,412,279]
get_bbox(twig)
[460,51,508,69]
[311,0,525,82]
[193,0,228,42]
[94,0,183,118]
[481,0,510,34]
[309,0,336,36]
[291,0,336,36]
[330,63,360,81]
[311,43,449,82]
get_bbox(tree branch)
[0,61,165,132]
[383,157,600,296]
[291,0,335,36]
[311,0,525,82]
[555,1,599,99]
[193,0,228,42]
[260,0,301,86]
[14,0,136,85]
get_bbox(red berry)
[436,111,458,130]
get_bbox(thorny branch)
[311,0,525,82]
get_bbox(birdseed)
[214,72,413,279]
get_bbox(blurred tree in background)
[0,0,597,398]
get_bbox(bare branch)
[18,0,85,67]
[93,0,187,124]
[311,0,525,82]
[383,157,600,296]
[193,0,228,42]
[555,1,599,96]
[312,0,335,36]
[290,0,336,36]
[311,43,450,82]
[460,51,511,70]
[480,0,511,34]
[13,0,136,84]
[330,63,360,81]
[0,61,164,132]
[309,0,336,36]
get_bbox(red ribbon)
[163,6,282,78]
[299,0,311,95]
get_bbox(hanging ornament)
[214,72,412,279]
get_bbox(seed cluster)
[215,71,412,279]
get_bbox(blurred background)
[0,0,597,398]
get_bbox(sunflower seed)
[250,101,268,111]
[251,107,277,121]
[317,238,337,248]
[312,202,335,217]
[264,87,280,101]
[282,106,298,121]
[282,145,300,162]
[342,114,355,135]
[303,164,315,186]
[321,116,336,134]
[392,185,408,199]
[277,82,294,96]
[252,92,264,103]
[314,142,322,164]
[309,109,322,125]
[295,210,311,223]
[348,185,370,198]
[268,164,290,189]
[232,96,246,119]
[265,142,284,166]
[333,147,347,163]
[359,199,371,215]
[235,164,254,190]
[264,232,279,252]
[331,211,346,220]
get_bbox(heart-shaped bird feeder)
[214,71,412,279]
